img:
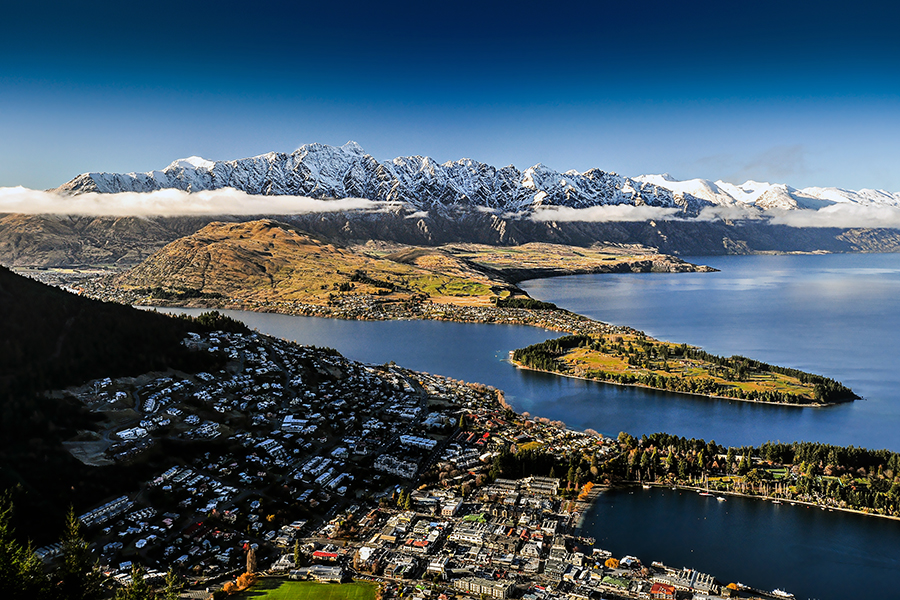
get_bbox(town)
[27,325,816,600]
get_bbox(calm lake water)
[160,253,900,451]
[521,253,900,451]
[583,487,900,600]
[156,253,900,599]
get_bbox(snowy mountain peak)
[54,142,704,214]
[640,174,900,211]
[340,141,365,155]
[56,143,900,216]
[170,156,215,170]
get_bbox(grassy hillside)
[445,242,712,279]
[113,220,520,307]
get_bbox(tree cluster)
[494,297,558,310]
[512,333,857,405]
[605,432,900,516]
[1,499,182,600]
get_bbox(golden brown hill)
[115,220,520,306]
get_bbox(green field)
[238,579,378,600]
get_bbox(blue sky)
[2,0,899,191]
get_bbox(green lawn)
[239,579,378,600]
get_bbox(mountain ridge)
[53,142,710,214]
[54,142,900,216]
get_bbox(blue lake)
[160,253,900,451]
[156,253,900,599]
[521,253,900,451]
[582,487,900,600]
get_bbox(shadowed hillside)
[0,266,245,540]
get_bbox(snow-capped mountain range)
[634,174,900,211]
[55,141,900,215]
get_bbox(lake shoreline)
[628,482,900,523]
[141,296,852,407]
[507,357,842,408]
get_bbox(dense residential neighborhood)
[20,327,807,600]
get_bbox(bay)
[582,487,900,600]
[521,253,900,451]
[157,254,900,451]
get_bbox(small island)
[512,333,858,406]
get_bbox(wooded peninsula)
[512,333,857,406]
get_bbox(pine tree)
[161,569,181,600]
[56,506,104,600]
[0,498,51,600]
[293,540,301,567]
[114,565,151,600]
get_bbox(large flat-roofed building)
[453,576,512,598]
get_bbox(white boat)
[772,588,795,599]
[716,496,726,502]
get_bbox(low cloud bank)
[0,187,384,216]
[768,204,900,228]
[531,202,900,229]
[529,204,682,222]
[2,186,900,229]
[693,205,764,222]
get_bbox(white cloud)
[768,204,900,228]
[693,204,764,222]
[3,185,899,230]
[529,204,682,222]
[0,186,383,216]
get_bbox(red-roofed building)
[312,551,339,562]
[651,582,676,599]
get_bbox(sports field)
[238,579,378,600]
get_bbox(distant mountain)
[54,142,711,214]
[0,213,221,267]
[634,173,900,211]
[55,142,900,218]
[14,143,899,262]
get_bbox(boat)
[772,500,783,505]
[642,484,651,490]
[716,496,726,502]
[772,588,795,599]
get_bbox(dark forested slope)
[0,266,244,540]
